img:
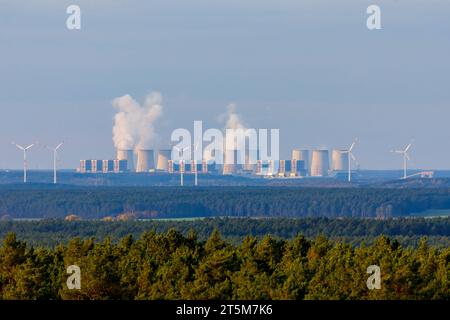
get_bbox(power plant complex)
[74,96,366,181]
[78,146,357,179]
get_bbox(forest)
[0,230,449,300]
[1,186,450,219]
[1,217,450,248]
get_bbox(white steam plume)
[222,103,247,155]
[223,103,246,130]
[112,91,163,151]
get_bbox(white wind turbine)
[47,142,64,184]
[341,139,358,182]
[192,142,201,187]
[173,145,191,186]
[12,142,35,183]
[392,141,413,179]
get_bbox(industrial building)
[116,149,134,171]
[256,159,307,177]
[77,145,354,180]
[256,160,277,176]
[277,159,307,177]
[79,159,128,173]
[102,160,114,173]
[91,160,103,173]
[292,149,310,174]
[114,159,128,172]
[168,160,214,174]
[80,148,172,174]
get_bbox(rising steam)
[112,92,163,150]
[223,103,246,130]
[221,103,248,157]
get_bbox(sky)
[0,0,449,170]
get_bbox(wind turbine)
[341,139,358,182]
[192,142,201,186]
[47,142,63,184]
[392,141,413,179]
[12,142,34,183]
[173,145,191,186]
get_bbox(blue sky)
[0,0,449,170]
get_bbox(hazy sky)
[1,0,449,170]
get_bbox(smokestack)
[136,149,155,173]
[117,149,135,171]
[156,149,171,171]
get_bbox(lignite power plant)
[74,93,432,182]
[78,92,362,179]
[77,144,359,180]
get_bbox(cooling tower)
[332,150,349,172]
[223,149,240,175]
[136,149,155,173]
[156,149,171,171]
[117,149,134,171]
[310,150,329,177]
[243,149,258,171]
[292,149,310,172]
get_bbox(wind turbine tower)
[341,139,358,182]
[392,141,413,179]
[173,145,191,186]
[12,142,34,183]
[193,142,201,187]
[51,143,64,184]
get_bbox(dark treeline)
[1,217,450,248]
[1,187,450,219]
[0,231,449,300]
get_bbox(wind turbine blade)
[350,153,356,161]
[13,143,25,151]
[25,144,34,150]
[55,143,64,150]
[349,141,356,152]
[405,153,411,161]
[404,143,412,153]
